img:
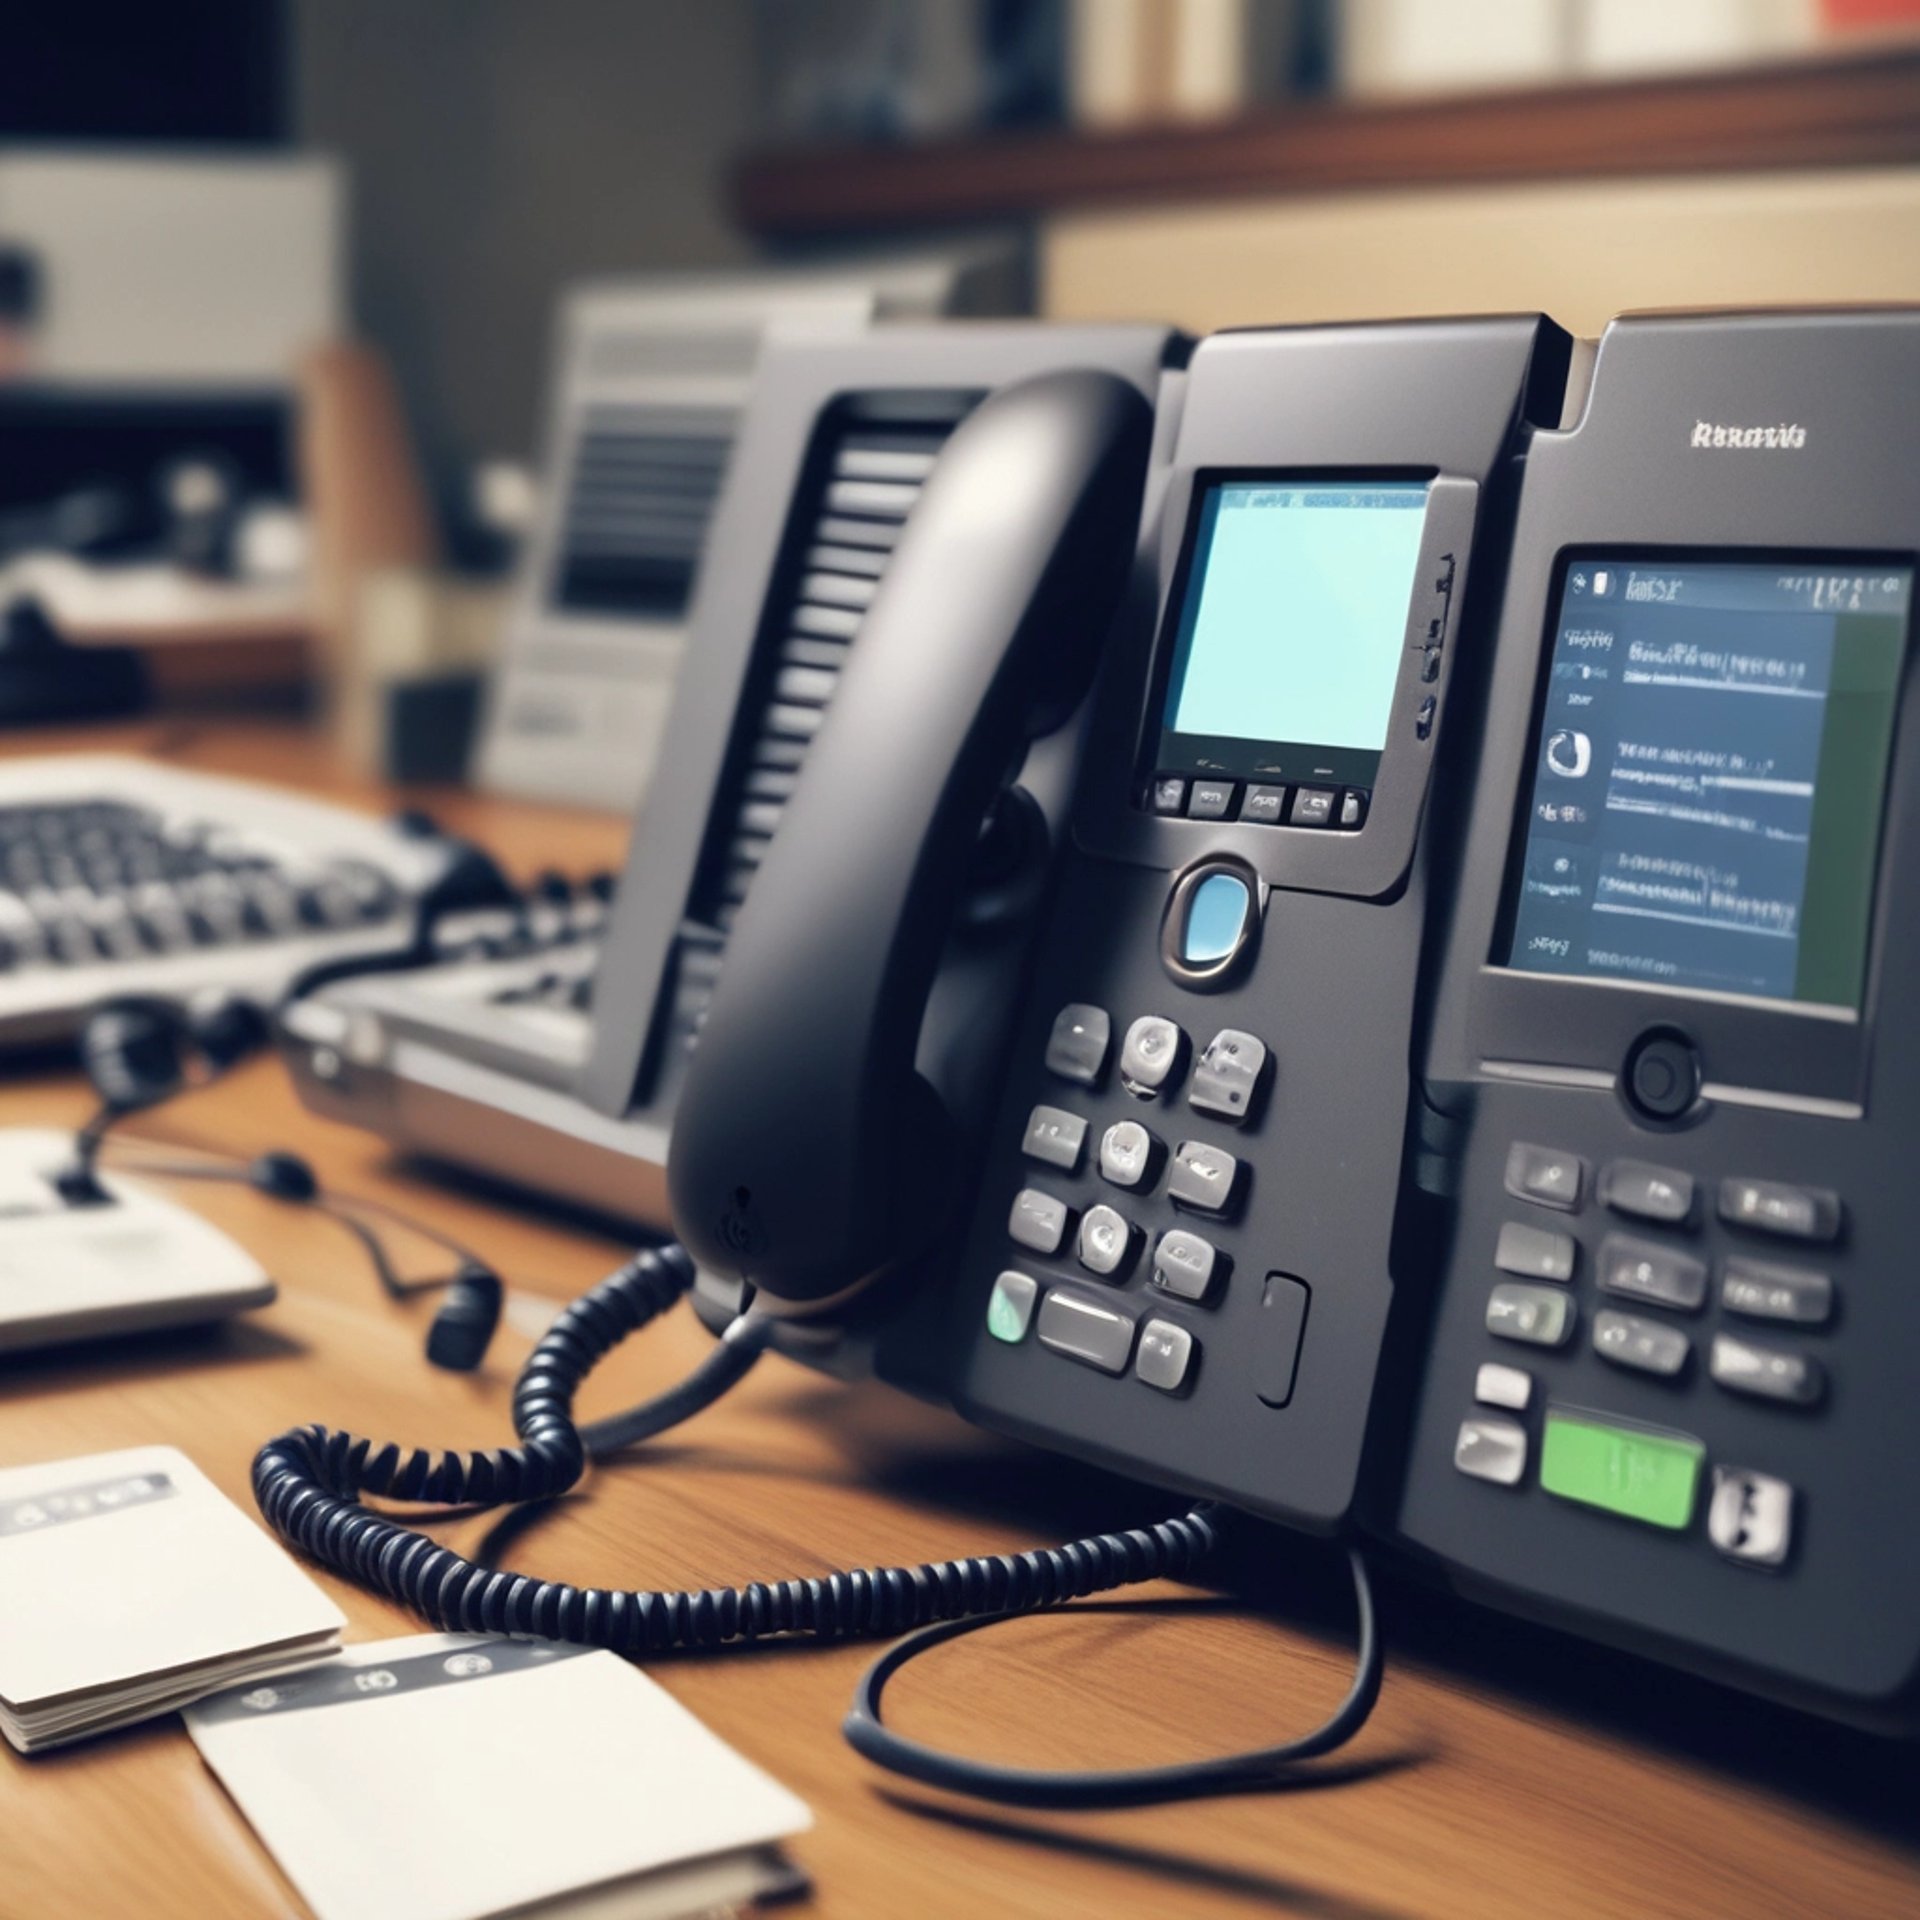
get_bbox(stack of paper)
[0,1446,343,1752]
[188,1634,814,1920]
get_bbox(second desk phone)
[274,309,1920,1737]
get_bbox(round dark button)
[1624,1030,1700,1123]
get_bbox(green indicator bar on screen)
[1539,1411,1704,1531]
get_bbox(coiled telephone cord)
[254,1242,1382,1806]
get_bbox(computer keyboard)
[0,757,466,1047]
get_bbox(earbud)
[425,1261,504,1372]
[59,992,267,1204]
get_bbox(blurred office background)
[3,0,1918,798]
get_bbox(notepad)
[187,1634,813,1920]
[0,1446,343,1752]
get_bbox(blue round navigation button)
[1162,857,1260,989]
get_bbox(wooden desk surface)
[2,722,1917,1920]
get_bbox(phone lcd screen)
[1155,479,1431,788]
[1503,557,1911,1009]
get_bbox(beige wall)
[1043,169,1920,340]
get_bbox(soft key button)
[1077,1205,1136,1279]
[1119,1015,1186,1097]
[1475,1362,1532,1411]
[1037,1287,1135,1374]
[1044,1004,1111,1086]
[1021,1105,1087,1173]
[1188,1029,1268,1127]
[1601,1160,1695,1226]
[1504,1142,1584,1213]
[1008,1188,1070,1256]
[1135,1320,1195,1393]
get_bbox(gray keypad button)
[1720,1257,1833,1327]
[1077,1204,1135,1279]
[1037,1287,1135,1374]
[1045,1003,1111,1085]
[1710,1333,1825,1406]
[1021,1105,1087,1173]
[1152,1227,1219,1301]
[1150,776,1186,816]
[1486,1282,1574,1348]
[1187,780,1235,821]
[1454,1416,1528,1486]
[1188,1028,1268,1127]
[1475,1362,1532,1411]
[1135,1319,1194,1392]
[1098,1119,1157,1190]
[1602,1160,1696,1226]
[1337,789,1367,829]
[1598,1233,1707,1312]
[1168,1140,1242,1216]
[1504,1141,1584,1212]
[1718,1177,1841,1244]
[1708,1467,1794,1567]
[1239,785,1286,825]
[1290,786,1335,827]
[986,1271,1039,1344]
[1494,1221,1576,1283]
[1593,1309,1692,1378]
[1119,1015,1185,1096]
[1008,1188,1070,1256]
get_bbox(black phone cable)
[252,1244,1387,1805]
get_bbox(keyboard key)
[1118,1016,1185,1097]
[1486,1282,1574,1348]
[1494,1221,1575,1283]
[986,1271,1038,1344]
[1021,1105,1087,1174]
[1505,1142,1584,1212]
[1601,1160,1695,1226]
[1187,1029,1268,1127]
[1168,1141,1242,1217]
[1475,1362,1532,1411]
[1593,1310,1691,1378]
[1717,1178,1841,1244]
[1151,1228,1219,1302]
[1597,1234,1707,1312]
[1008,1189,1070,1256]
[1455,1417,1528,1486]
[1707,1467,1794,1567]
[1710,1334,1825,1407]
[1077,1205,1135,1279]
[1135,1319,1195,1392]
[1720,1257,1833,1327]
[1037,1287,1135,1374]
[1098,1120,1157,1190]
[1044,1004,1111,1086]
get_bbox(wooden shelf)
[733,44,1920,239]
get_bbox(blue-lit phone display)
[1155,480,1432,790]
[1505,558,1910,1008]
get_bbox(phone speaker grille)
[551,404,737,620]
[665,409,963,1057]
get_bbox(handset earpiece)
[669,368,1153,1311]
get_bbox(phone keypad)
[1452,1135,1850,1569]
[991,1004,1275,1392]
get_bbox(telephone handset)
[670,370,1154,1308]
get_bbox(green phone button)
[987,1271,1039,1344]
[1539,1410,1704,1530]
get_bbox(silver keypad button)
[1168,1140,1242,1216]
[1021,1104,1087,1173]
[1152,1227,1218,1302]
[1036,1287,1135,1374]
[1487,1282,1574,1348]
[1077,1204,1135,1278]
[1044,1004,1111,1086]
[1495,1221,1575,1283]
[1717,1177,1840,1244]
[1098,1119,1156,1190]
[1598,1233,1707,1312]
[1008,1188,1070,1256]
[1187,1028,1268,1127]
[1601,1159,1695,1225]
[1593,1309,1691,1378]
[1720,1257,1833,1327]
[1710,1333,1825,1406]
[1474,1362,1533,1411]
[1118,1015,1185,1097]
[1504,1141,1584,1212]
[1135,1319,1194,1392]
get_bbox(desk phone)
[669,309,1920,1731]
